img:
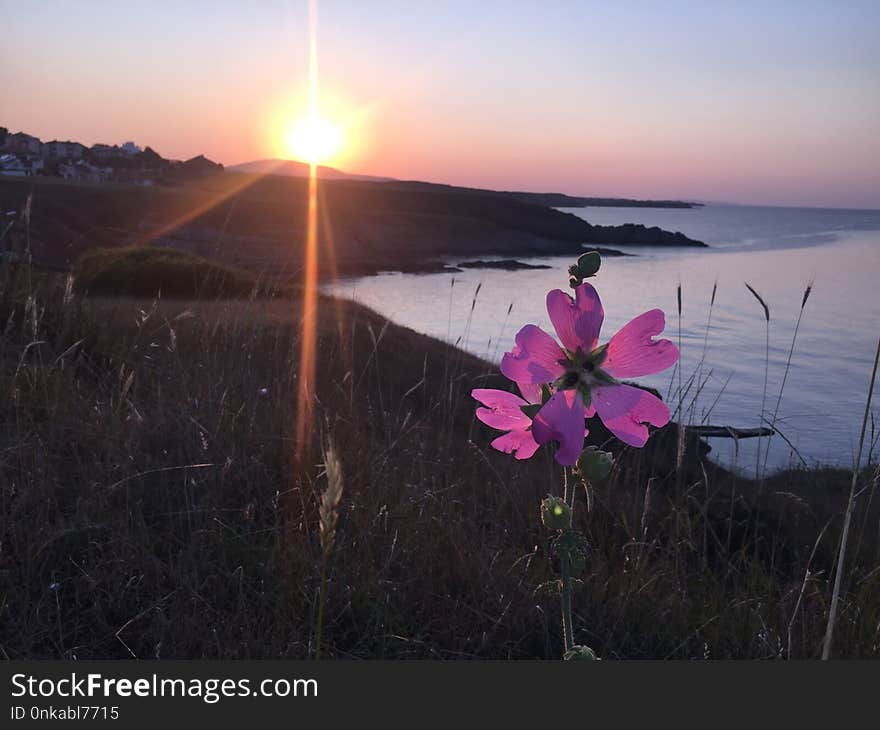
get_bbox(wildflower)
[471,383,544,460]
[501,283,678,456]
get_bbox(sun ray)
[130,172,267,249]
[294,0,322,465]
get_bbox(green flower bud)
[564,645,600,661]
[576,251,601,278]
[541,496,571,531]
[577,446,614,483]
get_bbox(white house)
[4,132,42,156]
[0,154,26,176]
[59,160,112,183]
[0,154,44,176]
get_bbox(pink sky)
[2,1,879,208]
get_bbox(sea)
[324,203,880,473]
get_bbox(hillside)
[228,159,699,208]
[0,266,874,658]
[372,179,700,209]
[0,175,706,280]
[227,158,393,182]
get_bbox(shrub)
[72,245,267,299]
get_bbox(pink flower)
[471,383,542,460]
[501,283,678,458]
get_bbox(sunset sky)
[2,0,879,208]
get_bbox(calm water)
[324,204,880,473]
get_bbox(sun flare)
[285,114,343,166]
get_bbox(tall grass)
[761,283,813,479]
[314,439,343,660]
[1,248,879,658]
[822,334,880,659]
[745,282,770,482]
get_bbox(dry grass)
[1,266,879,659]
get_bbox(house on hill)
[43,140,86,160]
[59,160,111,183]
[0,154,26,176]
[5,132,42,156]
[0,153,44,176]
[90,143,121,160]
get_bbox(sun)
[285,114,343,166]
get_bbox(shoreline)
[352,247,635,277]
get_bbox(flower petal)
[490,429,540,460]
[546,283,604,354]
[501,325,566,384]
[593,384,670,448]
[602,309,679,378]
[532,390,587,465]
[517,381,544,405]
[472,388,531,431]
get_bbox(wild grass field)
[2,239,879,660]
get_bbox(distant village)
[0,127,224,185]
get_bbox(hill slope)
[227,158,393,182]
[228,159,699,208]
[0,175,706,279]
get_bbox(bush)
[72,245,267,299]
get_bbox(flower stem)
[560,466,576,655]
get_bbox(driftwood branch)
[686,425,775,439]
